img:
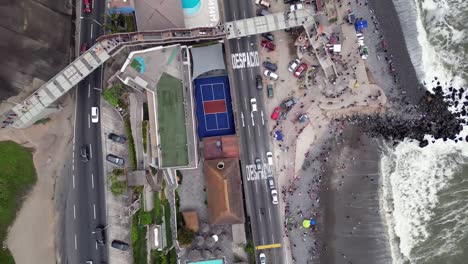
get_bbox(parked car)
[262,61,278,71]
[267,84,274,98]
[271,107,281,120]
[259,253,266,264]
[261,32,274,41]
[256,75,263,90]
[290,3,304,11]
[261,40,276,51]
[80,42,88,54]
[80,145,89,162]
[271,189,279,204]
[106,154,125,166]
[264,70,279,80]
[294,63,308,78]
[91,107,99,123]
[288,59,300,72]
[250,98,258,112]
[108,133,126,143]
[267,173,275,189]
[95,226,105,245]
[266,152,273,166]
[256,8,271,16]
[111,240,130,251]
[255,158,263,172]
[255,0,271,8]
[83,0,92,13]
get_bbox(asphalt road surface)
[222,1,284,263]
[63,1,108,263]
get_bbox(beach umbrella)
[310,219,316,226]
[302,219,311,228]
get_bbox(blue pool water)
[181,0,201,15]
[187,259,224,264]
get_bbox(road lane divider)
[256,243,282,250]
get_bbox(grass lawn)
[156,73,188,167]
[0,141,37,263]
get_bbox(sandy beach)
[0,95,73,264]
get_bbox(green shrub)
[113,168,125,176]
[154,193,163,225]
[140,211,152,225]
[103,83,122,107]
[176,170,183,185]
[177,227,195,245]
[142,120,148,153]
[111,180,126,196]
[131,220,138,243]
[245,241,255,263]
[163,200,172,248]
[124,115,137,170]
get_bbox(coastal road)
[63,1,108,263]
[222,0,284,263]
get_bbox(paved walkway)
[129,93,145,170]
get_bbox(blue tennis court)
[194,76,235,139]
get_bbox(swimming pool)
[181,0,201,15]
[187,259,224,264]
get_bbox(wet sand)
[318,125,392,264]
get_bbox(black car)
[80,145,89,162]
[262,61,278,71]
[111,240,130,251]
[108,133,126,143]
[95,226,105,245]
[256,75,263,90]
[106,154,125,166]
[261,32,274,41]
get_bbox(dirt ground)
[0,94,73,264]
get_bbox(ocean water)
[382,0,468,263]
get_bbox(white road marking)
[247,125,251,137]
[240,69,244,80]
[93,204,96,219]
[251,112,255,126]
[88,114,90,128]
[233,12,237,20]
[74,234,77,250]
[89,144,93,159]
[241,112,245,127]
[243,10,246,18]
[73,174,75,189]
[90,23,93,38]
[261,110,265,125]
[72,164,74,171]
[95,241,98,250]
[91,173,95,189]
[73,204,76,219]
[88,84,91,98]
[257,127,261,136]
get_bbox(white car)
[290,3,304,11]
[271,189,278,205]
[266,151,273,166]
[288,59,300,72]
[91,107,99,123]
[250,98,258,112]
[259,253,266,264]
[255,0,271,8]
[263,70,279,80]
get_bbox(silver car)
[106,154,125,166]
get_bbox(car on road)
[267,84,274,98]
[250,98,258,112]
[288,59,301,72]
[263,70,278,80]
[271,107,281,120]
[294,63,308,78]
[91,107,99,123]
[259,253,266,264]
[256,8,271,16]
[256,75,263,90]
[108,133,126,143]
[262,61,277,71]
[255,158,263,171]
[267,173,275,189]
[83,0,92,13]
[111,240,130,251]
[255,0,271,8]
[95,226,105,245]
[106,154,125,166]
[80,145,89,162]
[261,40,276,51]
[290,3,304,11]
[261,32,274,41]
[271,189,279,204]
[266,151,273,165]
[80,42,88,54]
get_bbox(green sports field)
[157,73,188,167]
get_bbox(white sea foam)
[380,139,468,262]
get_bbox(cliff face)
[0,0,72,100]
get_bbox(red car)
[83,0,92,13]
[271,107,281,120]
[80,42,89,54]
[294,63,308,78]
[261,40,276,51]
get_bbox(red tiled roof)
[203,135,239,160]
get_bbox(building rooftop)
[202,135,239,160]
